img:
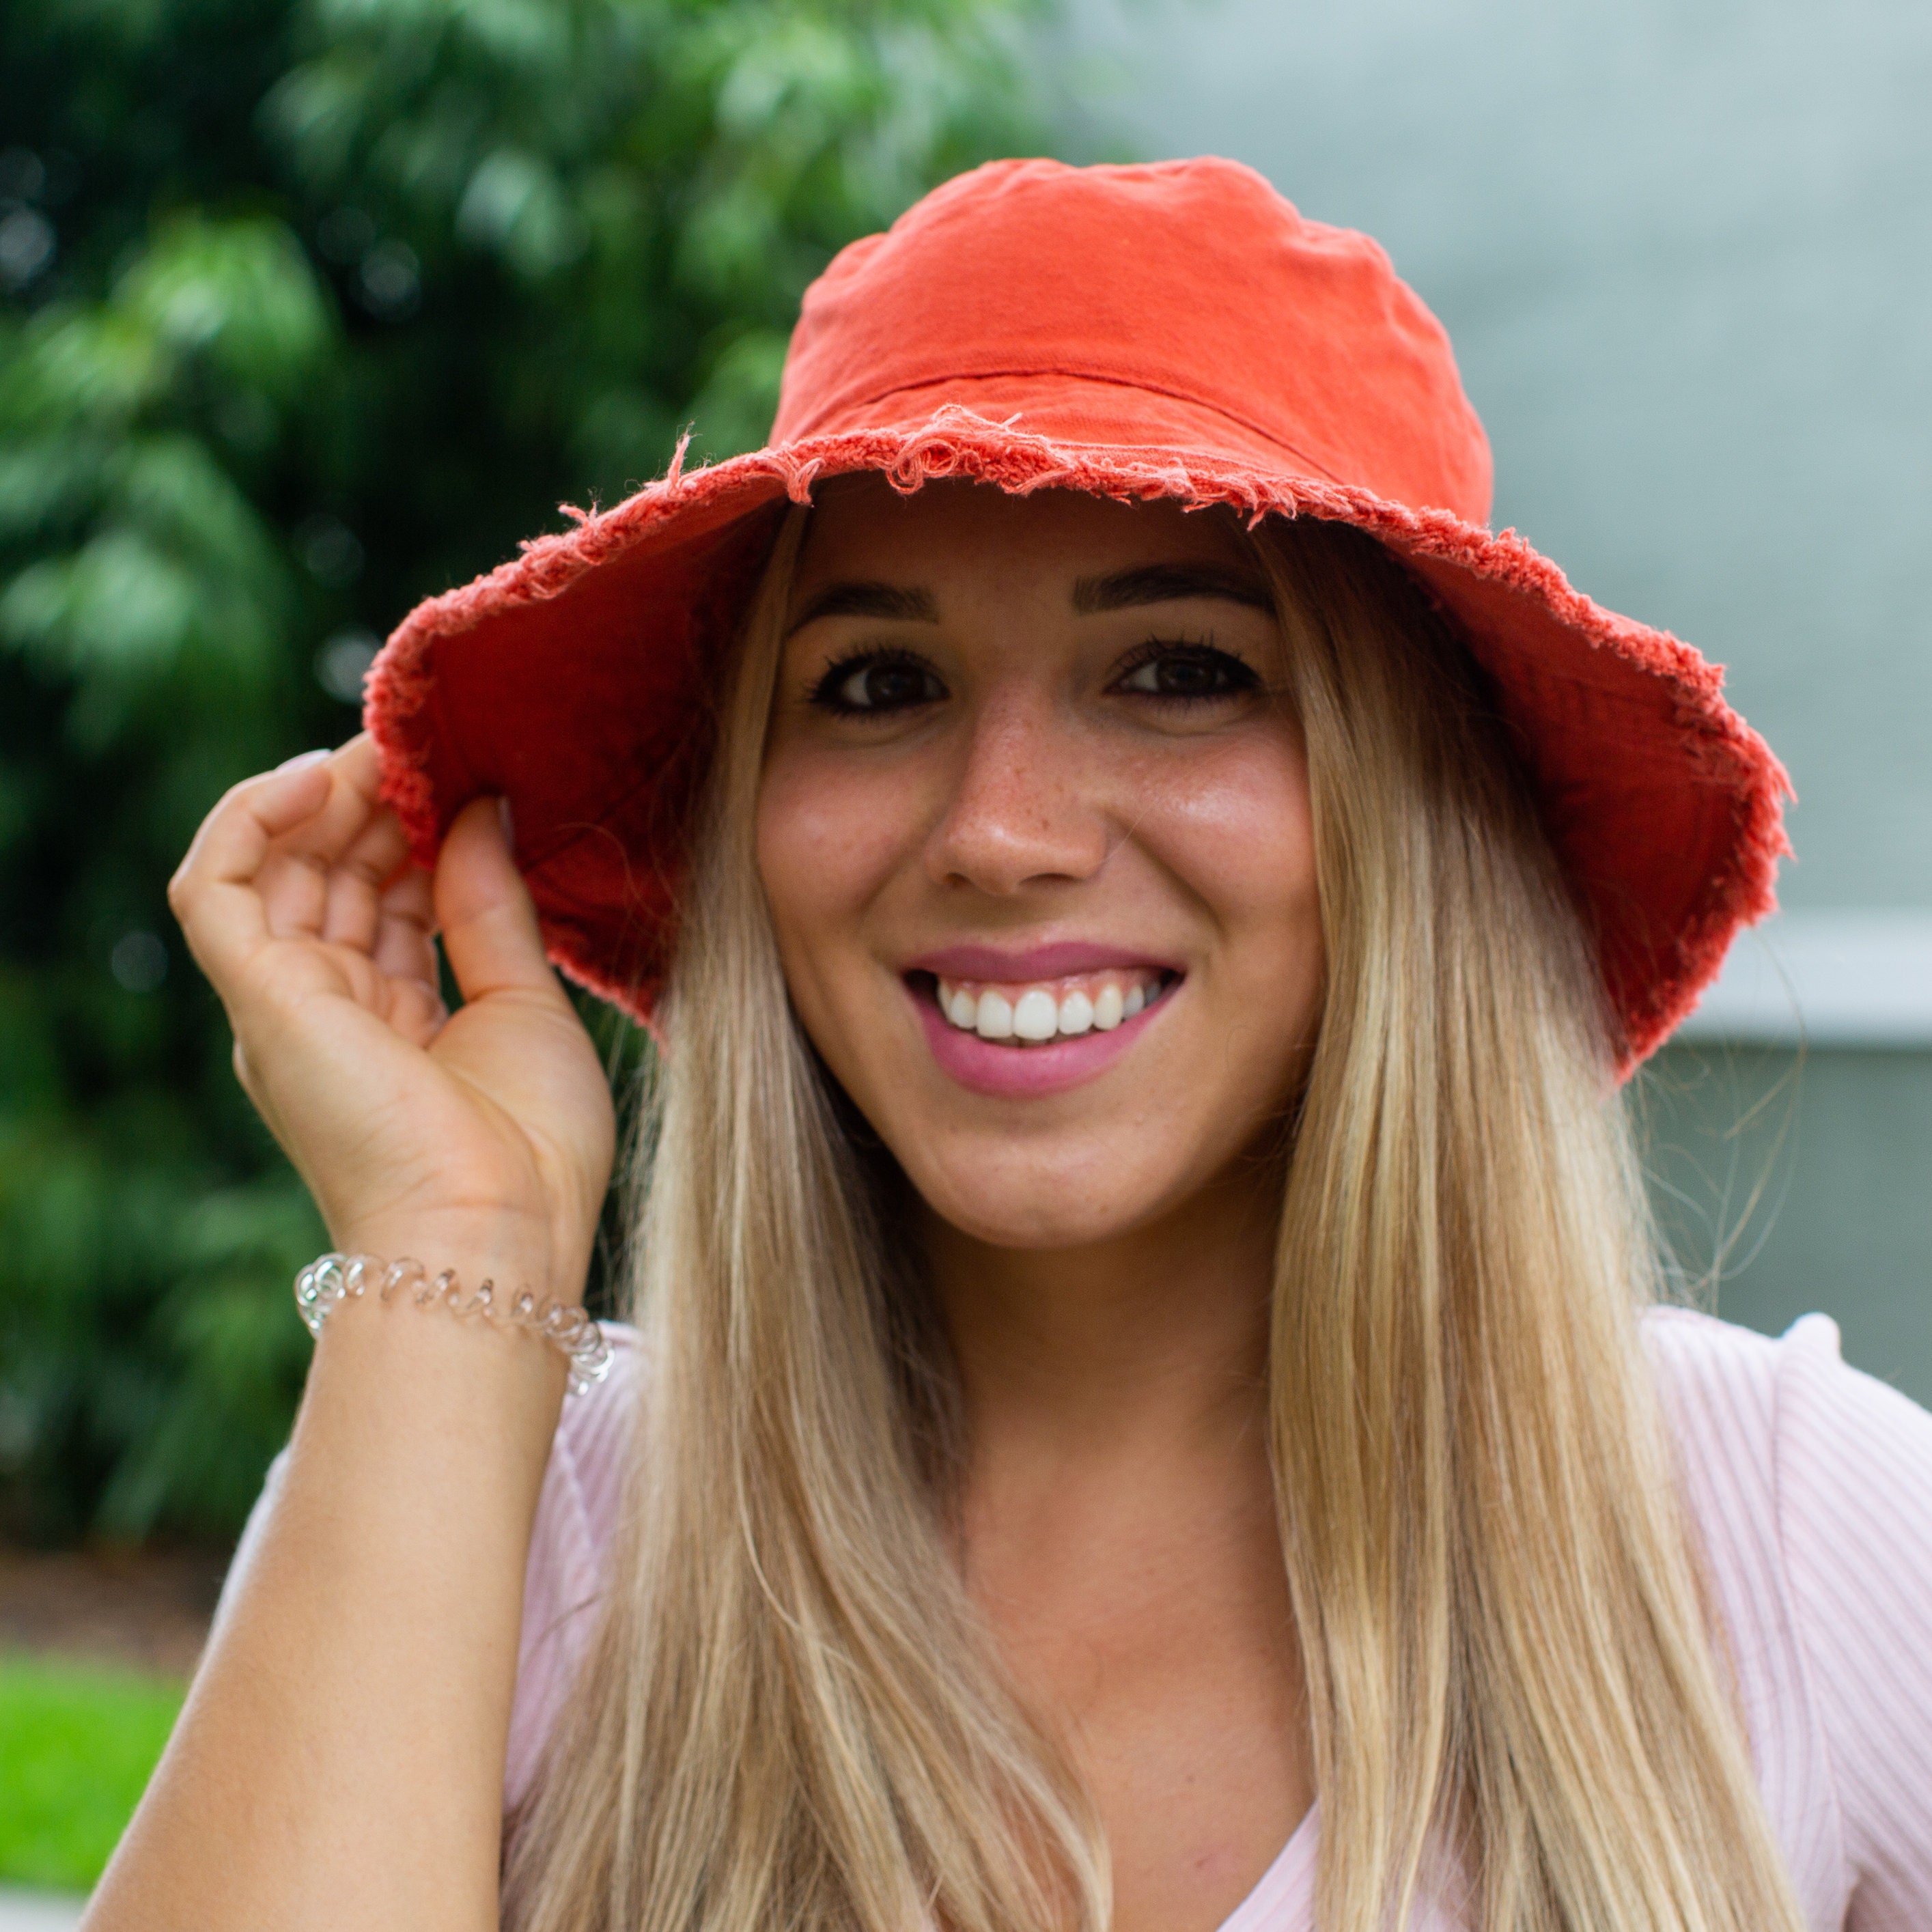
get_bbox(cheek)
[755,744,921,998]
[1153,732,1319,927]
[1140,729,1325,1032]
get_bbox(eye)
[1111,640,1260,703]
[809,649,947,716]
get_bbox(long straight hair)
[504,502,1805,1932]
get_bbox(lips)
[899,944,1184,1097]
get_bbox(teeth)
[975,990,1014,1039]
[1012,989,1059,1040]
[936,971,1166,1046]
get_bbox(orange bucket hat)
[366,156,1788,1072]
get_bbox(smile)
[900,945,1184,1097]
[932,969,1173,1045]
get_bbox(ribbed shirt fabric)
[339,1308,1903,1925]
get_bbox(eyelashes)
[1108,637,1261,702]
[806,639,1261,718]
[807,649,946,716]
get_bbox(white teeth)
[937,970,1165,1043]
[975,990,1015,1039]
[1012,989,1059,1041]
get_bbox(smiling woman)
[96,158,1932,1932]
[761,481,1323,1159]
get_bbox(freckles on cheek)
[756,753,920,947]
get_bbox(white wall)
[1052,0,1932,917]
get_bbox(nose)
[923,689,1112,895]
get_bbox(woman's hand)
[169,733,615,1302]
[90,736,610,1932]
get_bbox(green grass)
[0,1655,185,1892]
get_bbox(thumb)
[434,796,564,1007]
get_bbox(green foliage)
[0,1655,186,1889]
[0,0,1056,1543]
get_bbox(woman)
[96,159,1932,1931]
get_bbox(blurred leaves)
[120,214,333,394]
[0,0,1059,1543]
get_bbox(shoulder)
[1643,1305,1932,1924]
[1641,1302,1932,1546]
[504,1319,644,1812]
[1641,1303,1932,1669]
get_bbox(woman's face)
[757,478,1325,1252]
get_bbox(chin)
[902,1156,1188,1255]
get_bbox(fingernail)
[276,748,332,773]
[496,796,516,852]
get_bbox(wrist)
[328,1211,589,1311]
[296,1248,611,1395]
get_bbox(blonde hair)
[504,502,1804,1932]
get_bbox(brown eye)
[811,652,946,716]
[1114,643,1258,701]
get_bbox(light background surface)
[1050,0,1932,1396]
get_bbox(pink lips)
[908,941,1176,981]
[902,942,1181,1099]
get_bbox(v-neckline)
[1211,1802,1321,1932]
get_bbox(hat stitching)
[787,370,1354,493]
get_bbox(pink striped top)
[508,1308,1932,1927]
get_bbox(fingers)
[372,865,446,1037]
[319,810,415,951]
[382,970,450,1046]
[370,864,439,988]
[434,797,565,1010]
[172,735,424,1005]
[253,738,396,942]
[170,751,337,979]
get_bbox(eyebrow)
[787,580,940,634]
[785,560,1274,636]
[1072,563,1274,615]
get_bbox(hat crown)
[774,156,1494,527]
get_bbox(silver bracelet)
[294,1252,613,1395]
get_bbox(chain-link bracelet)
[294,1252,613,1395]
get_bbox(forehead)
[792,475,1253,595]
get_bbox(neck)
[921,1160,1280,1478]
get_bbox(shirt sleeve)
[503,1325,641,1813]
[1773,1314,1932,1930]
